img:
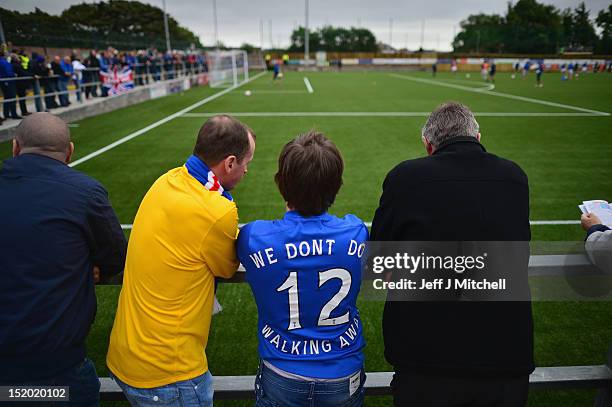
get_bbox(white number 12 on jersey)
[276,268,351,331]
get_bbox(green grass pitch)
[1,70,611,406]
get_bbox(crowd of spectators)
[0,45,208,125]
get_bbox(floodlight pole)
[260,19,264,50]
[389,18,393,49]
[420,19,425,51]
[0,17,6,44]
[212,0,219,49]
[162,0,171,52]
[304,0,310,64]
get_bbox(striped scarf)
[185,155,233,201]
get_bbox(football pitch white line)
[303,77,314,93]
[179,111,605,118]
[233,90,308,94]
[68,71,268,168]
[120,220,580,230]
[389,73,610,116]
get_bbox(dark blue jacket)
[0,154,127,382]
[0,57,14,78]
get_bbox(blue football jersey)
[237,211,368,379]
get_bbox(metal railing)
[0,62,209,109]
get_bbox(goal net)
[206,50,249,88]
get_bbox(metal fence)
[0,62,209,114]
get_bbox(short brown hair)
[193,115,255,166]
[275,131,343,217]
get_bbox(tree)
[289,26,376,52]
[61,1,202,49]
[453,14,506,53]
[452,0,604,54]
[239,43,258,53]
[1,1,202,50]
[505,0,563,54]
[595,5,612,53]
[570,2,598,51]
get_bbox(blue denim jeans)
[111,370,213,407]
[57,80,69,106]
[255,362,366,407]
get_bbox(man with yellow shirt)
[107,115,255,406]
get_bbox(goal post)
[206,50,249,88]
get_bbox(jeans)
[111,370,213,407]
[43,80,59,109]
[33,78,44,112]
[75,79,82,102]
[0,358,100,407]
[255,362,365,407]
[16,83,29,115]
[0,81,18,118]
[58,80,69,106]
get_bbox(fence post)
[594,341,612,407]
[33,77,44,112]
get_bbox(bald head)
[13,113,73,162]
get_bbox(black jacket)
[50,61,64,79]
[11,60,29,92]
[371,136,534,377]
[0,154,127,382]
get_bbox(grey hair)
[421,102,480,147]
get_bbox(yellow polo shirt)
[106,166,239,388]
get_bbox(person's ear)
[65,142,75,164]
[224,155,237,173]
[12,139,20,157]
[476,132,482,142]
[422,136,434,156]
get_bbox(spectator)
[72,55,86,103]
[84,50,100,98]
[51,56,68,107]
[187,52,197,74]
[0,113,127,405]
[17,48,30,73]
[60,56,74,105]
[163,51,174,79]
[0,50,20,120]
[98,51,110,97]
[110,48,120,69]
[10,53,30,116]
[238,132,367,406]
[35,54,58,110]
[371,102,533,407]
[107,115,255,406]
[581,213,612,273]
[135,50,148,85]
[29,52,45,112]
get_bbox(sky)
[3,0,610,51]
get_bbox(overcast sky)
[4,0,609,51]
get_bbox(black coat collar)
[433,136,486,155]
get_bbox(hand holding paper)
[579,200,612,228]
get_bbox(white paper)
[349,372,360,397]
[582,200,612,227]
